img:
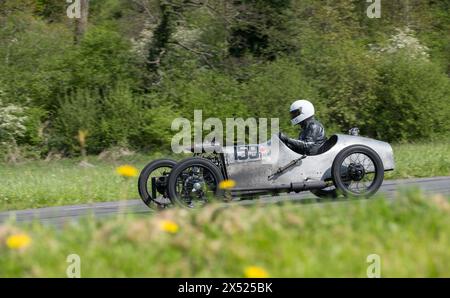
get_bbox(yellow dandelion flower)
[159,220,179,234]
[219,179,236,190]
[244,266,269,278]
[116,165,138,178]
[6,233,32,250]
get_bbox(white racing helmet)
[290,99,315,125]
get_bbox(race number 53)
[234,145,259,161]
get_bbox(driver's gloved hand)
[279,132,289,143]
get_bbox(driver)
[279,99,327,155]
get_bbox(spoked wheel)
[167,158,224,209]
[138,159,177,209]
[331,145,384,197]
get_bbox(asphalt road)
[0,176,449,226]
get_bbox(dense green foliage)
[1,191,449,277]
[0,0,449,158]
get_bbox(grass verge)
[386,142,450,179]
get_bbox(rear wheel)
[138,159,177,209]
[167,158,224,209]
[331,145,384,197]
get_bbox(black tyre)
[138,159,177,208]
[310,181,351,199]
[331,145,384,197]
[310,186,338,199]
[167,157,225,209]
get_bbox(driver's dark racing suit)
[279,116,327,155]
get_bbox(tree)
[228,0,293,60]
[74,0,89,44]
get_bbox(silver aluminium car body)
[221,134,394,188]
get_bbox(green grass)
[386,142,450,179]
[0,191,449,277]
[0,142,449,212]
[0,153,173,212]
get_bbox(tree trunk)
[74,0,89,44]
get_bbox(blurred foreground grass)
[0,191,449,277]
[0,142,449,211]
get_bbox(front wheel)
[167,157,225,209]
[331,145,384,197]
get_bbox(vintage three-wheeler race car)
[138,132,395,209]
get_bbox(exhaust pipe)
[291,181,329,192]
[231,180,329,196]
